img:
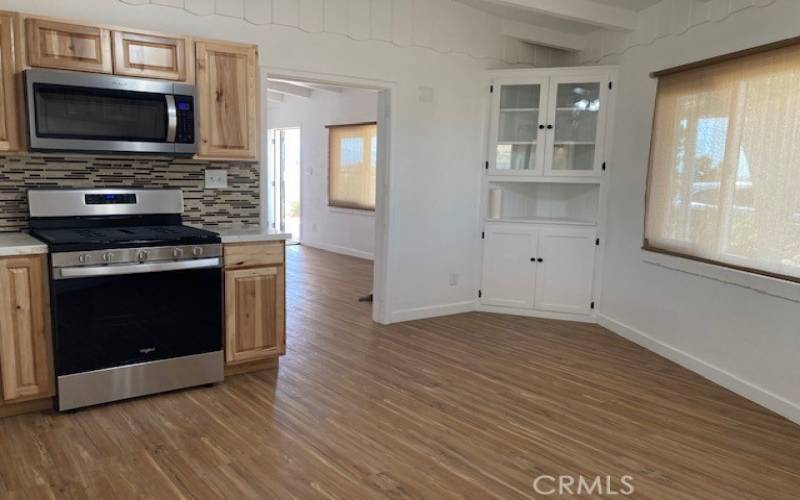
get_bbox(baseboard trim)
[477,304,598,324]
[301,241,374,261]
[597,313,800,426]
[390,300,476,323]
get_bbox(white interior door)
[488,78,549,176]
[543,75,608,177]
[534,228,597,314]
[481,225,537,308]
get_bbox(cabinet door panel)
[26,18,112,73]
[534,228,596,315]
[489,79,549,176]
[0,256,53,402]
[112,30,188,81]
[225,266,285,364]
[195,41,258,160]
[544,76,608,177]
[481,225,537,308]
[0,13,19,152]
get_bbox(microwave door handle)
[165,95,177,143]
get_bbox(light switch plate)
[205,169,228,189]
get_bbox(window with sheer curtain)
[645,42,800,282]
[328,122,377,211]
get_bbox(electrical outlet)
[449,273,459,286]
[205,169,228,189]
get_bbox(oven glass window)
[33,83,167,142]
[52,268,222,376]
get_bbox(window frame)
[643,37,800,286]
[326,121,378,212]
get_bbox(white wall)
[268,88,378,260]
[582,0,800,424]
[3,0,569,324]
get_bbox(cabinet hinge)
[602,162,607,171]
[595,238,600,246]
[590,301,595,309]
[481,231,485,239]
[490,85,494,93]
[478,289,482,298]
[608,81,613,90]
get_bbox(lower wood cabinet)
[0,255,53,404]
[223,242,285,370]
[481,224,597,315]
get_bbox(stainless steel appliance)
[28,189,223,411]
[24,69,197,155]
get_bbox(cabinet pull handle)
[546,124,553,130]
[530,258,536,262]
[538,124,545,130]
[537,258,544,263]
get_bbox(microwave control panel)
[175,95,195,144]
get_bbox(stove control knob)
[173,248,184,259]
[137,250,149,262]
[102,252,115,263]
[78,254,92,264]
[192,247,203,258]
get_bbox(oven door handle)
[56,258,221,280]
[165,95,177,143]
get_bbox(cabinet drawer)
[224,242,284,269]
[25,18,112,73]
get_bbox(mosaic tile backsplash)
[0,155,260,231]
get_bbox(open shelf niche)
[486,180,599,226]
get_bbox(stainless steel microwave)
[24,69,197,156]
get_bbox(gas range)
[28,188,224,411]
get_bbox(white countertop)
[0,232,48,257]
[191,225,292,244]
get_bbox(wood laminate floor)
[1,245,799,499]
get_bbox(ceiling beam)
[501,20,585,51]
[485,0,639,31]
[267,80,313,99]
[267,90,285,103]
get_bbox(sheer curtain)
[328,123,377,211]
[645,43,800,280]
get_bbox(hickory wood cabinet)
[0,11,260,160]
[195,40,259,160]
[0,12,20,152]
[0,255,53,409]
[223,242,286,373]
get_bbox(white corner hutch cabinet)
[479,66,617,322]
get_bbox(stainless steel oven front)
[50,245,223,410]
[24,68,197,155]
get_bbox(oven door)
[51,264,222,378]
[25,69,196,155]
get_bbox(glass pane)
[496,144,535,171]
[499,109,538,142]
[496,84,540,171]
[552,82,600,171]
[500,84,540,109]
[34,83,167,141]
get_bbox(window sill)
[328,206,375,217]
[641,249,800,303]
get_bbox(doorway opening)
[267,127,301,245]
[265,74,387,319]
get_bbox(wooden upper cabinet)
[112,30,189,81]
[25,18,112,73]
[0,255,53,403]
[195,40,258,160]
[0,12,20,152]
[224,265,285,365]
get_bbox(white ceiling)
[454,0,663,50]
